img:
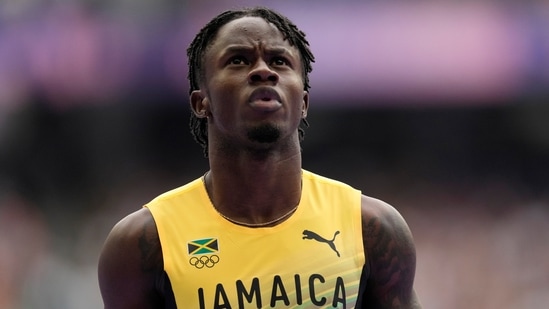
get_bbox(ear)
[301,91,309,118]
[190,90,210,118]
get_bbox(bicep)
[98,209,164,309]
[361,196,421,308]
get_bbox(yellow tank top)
[146,170,365,308]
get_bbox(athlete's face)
[190,16,309,152]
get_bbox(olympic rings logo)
[189,255,220,269]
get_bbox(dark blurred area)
[1,1,548,308]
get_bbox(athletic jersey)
[146,169,366,308]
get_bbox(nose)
[248,60,279,84]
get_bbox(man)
[98,7,421,308]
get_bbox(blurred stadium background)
[1,0,548,308]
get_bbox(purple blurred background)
[1,1,548,308]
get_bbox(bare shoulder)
[99,208,162,272]
[360,195,413,240]
[98,208,164,308]
[360,195,422,308]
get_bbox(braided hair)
[187,7,315,157]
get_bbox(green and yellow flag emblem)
[187,238,218,256]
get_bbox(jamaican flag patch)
[187,238,219,256]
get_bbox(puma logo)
[302,230,340,257]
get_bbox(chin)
[246,124,281,144]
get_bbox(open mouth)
[248,87,282,112]
[249,87,281,103]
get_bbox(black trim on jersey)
[354,264,369,309]
[157,271,177,308]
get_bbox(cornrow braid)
[187,6,315,157]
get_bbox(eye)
[228,56,249,65]
[271,57,290,66]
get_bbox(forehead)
[210,16,292,51]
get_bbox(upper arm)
[360,195,422,308]
[98,208,164,309]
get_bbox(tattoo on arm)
[364,216,418,308]
[138,222,162,272]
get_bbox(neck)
[204,148,303,227]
